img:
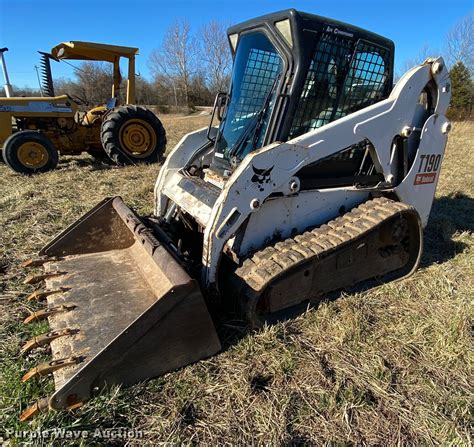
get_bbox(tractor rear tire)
[101,105,166,166]
[2,131,58,174]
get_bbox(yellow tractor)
[0,42,166,174]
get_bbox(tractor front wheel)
[100,106,166,165]
[2,131,58,174]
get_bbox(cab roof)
[227,9,394,51]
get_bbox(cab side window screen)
[289,36,390,139]
[340,43,388,112]
[289,33,353,138]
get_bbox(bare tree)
[154,73,182,107]
[135,76,165,106]
[445,13,474,74]
[0,86,41,97]
[149,19,197,107]
[398,44,433,79]
[200,20,232,95]
[55,62,114,105]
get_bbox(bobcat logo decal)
[251,165,274,191]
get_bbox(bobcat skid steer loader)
[19,9,451,420]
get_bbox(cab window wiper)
[228,74,281,160]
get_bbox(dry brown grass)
[0,117,472,445]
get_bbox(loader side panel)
[395,114,449,226]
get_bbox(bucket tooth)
[22,356,85,382]
[24,272,67,285]
[19,397,50,422]
[19,395,84,422]
[23,305,76,324]
[65,401,84,411]
[26,287,69,302]
[21,257,62,268]
[20,328,79,355]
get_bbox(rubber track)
[235,197,414,293]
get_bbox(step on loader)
[18,9,451,420]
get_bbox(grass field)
[0,116,472,445]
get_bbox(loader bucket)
[20,197,221,420]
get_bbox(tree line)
[1,19,232,110]
[398,13,473,120]
[2,14,472,119]
[63,19,233,109]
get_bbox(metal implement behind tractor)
[0,42,166,174]
[19,9,451,420]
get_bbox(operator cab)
[209,9,394,176]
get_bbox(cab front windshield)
[215,32,283,163]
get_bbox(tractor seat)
[81,106,107,126]
[305,107,345,130]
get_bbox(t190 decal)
[414,154,441,185]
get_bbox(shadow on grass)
[58,155,115,171]
[421,193,473,267]
[58,153,167,171]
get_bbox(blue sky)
[0,0,472,88]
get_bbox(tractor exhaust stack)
[0,48,14,97]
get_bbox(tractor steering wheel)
[68,94,89,107]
